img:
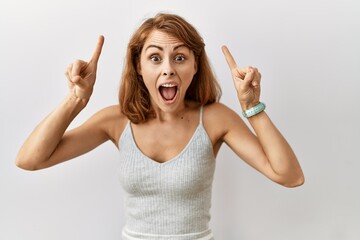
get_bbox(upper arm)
[35,105,124,170]
[208,103,279,182]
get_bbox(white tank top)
[118,106,215,239]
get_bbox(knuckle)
[73,59,85,67]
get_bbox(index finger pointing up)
[221,45,238,70]
[90,35,105,64]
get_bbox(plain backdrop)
[1,0,359,239]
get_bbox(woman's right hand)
[65,35,105,100]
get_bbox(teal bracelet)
[242,102,266,118]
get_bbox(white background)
[1,0,359,239]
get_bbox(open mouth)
[159,83,178,102]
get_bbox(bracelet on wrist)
[242,102,266,118]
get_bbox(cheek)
[181,67,196,84]
[141,73,158,94]
[143,78,155,92]
[140,65,156,83]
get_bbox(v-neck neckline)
[128,122,202,165]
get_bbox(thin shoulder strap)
[199,105,204,125]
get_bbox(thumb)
[71,75,87,89]
[71,59,87,78]
[243,69,255,85]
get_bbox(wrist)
[240,101,259,111]
[242,102,266,118]
[65,94,89,109]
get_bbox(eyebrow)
[145,44,187,51]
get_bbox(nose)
[162,60,175,76]
[163,71,174,76]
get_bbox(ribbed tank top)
[118,106,216,239]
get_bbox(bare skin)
[16,31,304,188]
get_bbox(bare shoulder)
[203,102,244,145]
[89,105,128,146]
[93,105,125,120]
[203,102,241,123]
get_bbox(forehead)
[143,30,184,48]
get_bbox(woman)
[16,13,304,240]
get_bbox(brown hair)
[119,13,222,123]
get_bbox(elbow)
[272,163,305,188]
[271,168,305,188]
[280,174,305,188]
[15,156,39,171]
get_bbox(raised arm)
[221,46,304,187]
[16,36,108,170]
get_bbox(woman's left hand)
[222,46,261,110]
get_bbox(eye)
[150,55,161,62]
[174,55,185,62]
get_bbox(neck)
[151,102,190,122]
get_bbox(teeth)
[161,83,176,88]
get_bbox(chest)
[118,122,216,195]
[131,120,199,163]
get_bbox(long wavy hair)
[119,13,222,123]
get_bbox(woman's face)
[138,30,197,113]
